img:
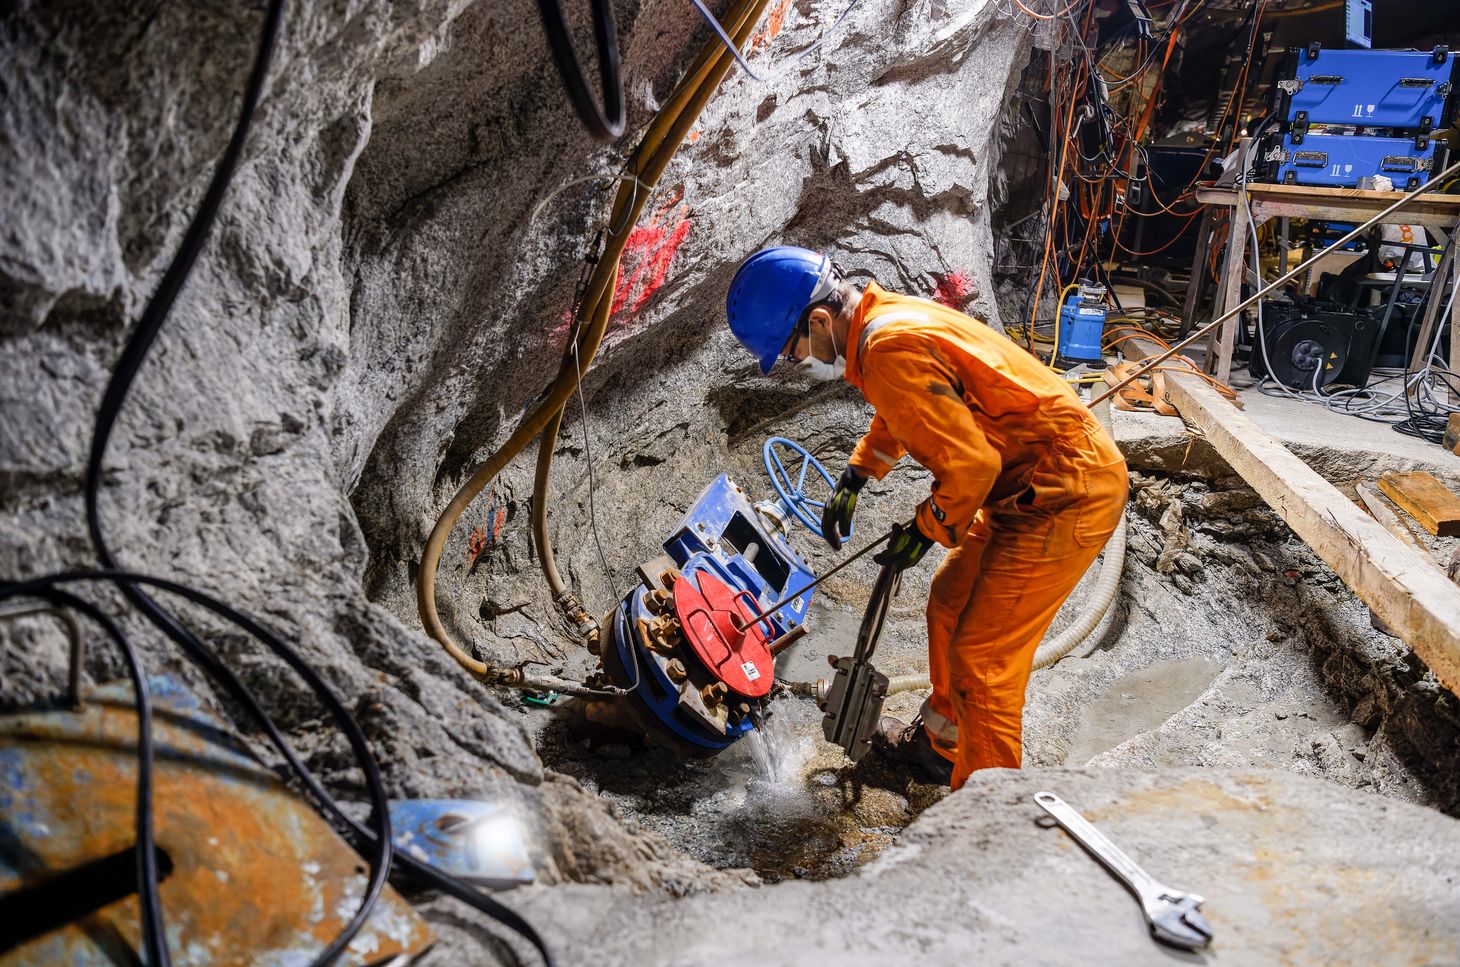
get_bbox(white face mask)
[794,320,845,381]
[796,354,845,381]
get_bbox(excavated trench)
[488,415,1460,885]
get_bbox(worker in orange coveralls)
[725,246,1128,788]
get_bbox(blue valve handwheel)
[762,437,847,540]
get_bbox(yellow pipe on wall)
[417,0,772,680]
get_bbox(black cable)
[0,570,556,966]
[83,0,286,528]
[1394,241,1457,444]
[534,0,625,142]
[0,571,391,966]
[21,588,166,966]
[52,0,553,960]
[67,3,292,962]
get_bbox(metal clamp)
[819,561,900,761]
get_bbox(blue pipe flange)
[601,586,748,755]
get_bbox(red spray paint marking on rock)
[933,271,973,309]
[750,0,793,51]
[611,211,693,317]
[548,192,693,349]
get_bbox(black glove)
[874,518,936,572]
[820,466,867,550]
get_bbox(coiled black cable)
[23,588,166,966]
[535,0,626,142]
[13,0,556,960]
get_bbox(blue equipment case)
[1265,131,1442,189]
[1275,45,1457,131]
[1054,285,1107,369]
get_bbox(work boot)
[872,715,953,786]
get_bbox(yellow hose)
[419,0,771,680]
[534,0,767,605]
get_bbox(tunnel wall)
[0,0,1032,883]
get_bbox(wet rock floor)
[530,464,1460,883]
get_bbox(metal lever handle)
[732,528,894,632]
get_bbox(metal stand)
[1194,182,1460,390]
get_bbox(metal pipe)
[1092,160,1460,407]
[733,528,894,632]
[769,622,808,656]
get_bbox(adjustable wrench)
[1034,791,1214,951]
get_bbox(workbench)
[1187,181,1460,389]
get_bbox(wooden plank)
[1356,484,1430,554]
[1250,200,1460,229]
[1358,484,1433,637]
[1124,336,1460,694]
[1197,184,1460,227]
[1444,413,1460,455]
[1195,188,1237,208]
[1249,182,1460,227]
[1247,182,1460,208]
[1378,472,1460,537]
[1357,483,1460,637]
[1450,239,1460,407]
[1207,193,1249,382]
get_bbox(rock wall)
[0,0,1031,895]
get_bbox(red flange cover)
[673,570,775,698]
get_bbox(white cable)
[567,317,642,694]
[527,173,651,229]
[687,0,867,84]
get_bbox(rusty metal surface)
[0,677,433,965]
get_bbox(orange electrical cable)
[1115,209,1203,257]
[1028,32,1090,341]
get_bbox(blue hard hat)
[726,246,836,374]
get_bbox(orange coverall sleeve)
[848,412,906,480]
[858,335,1001,547]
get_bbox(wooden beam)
[1196,184,1460,228]
[1124,337,1460,694]
[1444,414,1460,455]
[1405,226,1459,379]
[1378,472,1460,537]
[1356,484,1430,555]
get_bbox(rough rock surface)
[501,767,1460,965]
[7,0,1460,962]
[0,0,1029,900]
